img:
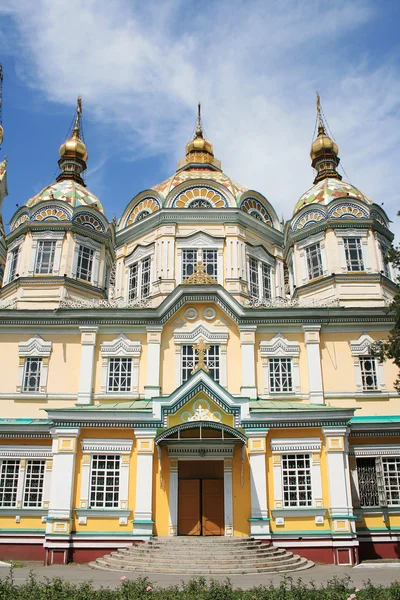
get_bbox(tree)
[372,212,400,392]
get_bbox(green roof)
[61,400,152,411]
[250,400,347,412]
[350,415,400,424]
[0,418,51,425]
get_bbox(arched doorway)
[155,422,247,536]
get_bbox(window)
[128,257,151,300]
[182,345,220,382]
[380,244,391,279]
[344,238,364,271]
[282,454,312,507]
[108,358,132,392]
[269,358,292,393]
[23,460,45,508]
[249,258,272,299]
[9,247,19,282]
[305,243,323,280]
[182,249,218,281]
[0,459,47,508]
[356,457,400,507]
[359,356,378,391]
[23,357,42,392]
[90,454,120,508]
[0,460,19,507]
[76,245,94,282]
[35,240,56,275]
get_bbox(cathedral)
[0,94,398,567]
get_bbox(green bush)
[0,570,399,600]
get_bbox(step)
[109,552,294,566]
[116,547,286,558]
[89,556,312,574]
[98,554,302,569]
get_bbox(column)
[239,326,257,399]
[224,458,233,536]
[323,427,355,536]
[168,458,178,536]
[133,430,157,537]
[45,428,80,564]
[145,326,163,398]
[77,326,98,405]
[247,430,270,538]
[303,324,324,405]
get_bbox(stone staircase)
[89,537,314,574]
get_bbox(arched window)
[188,199,212,209]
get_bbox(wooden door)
[202,479,224,536]
[178,479,200,535]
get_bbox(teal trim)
[248,517,270,521]
[45,516,73,522]
[330,515,358,520]
[132,519,155,524]
[272,508,327,518]
[271,529,332,536]
[356,526,400,531]
[351,416,400,424]
[0,528,45,533]
[132,533,154,537]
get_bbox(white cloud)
[1,0,400,237]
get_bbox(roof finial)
[72,96,82,137]
[195,102,203,138]
[316,92,325,135]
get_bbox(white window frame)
[297,233,328,285]
[4,236,23,284]
[335,229,371,274]
[0,446,52,513]
[100,334,141,394]
[174,321,228,388]
[305,242,323,280]
[78,439,133,522]
[270,438,323,520]
[350,333,385,393]
[127,256,151,300]
[350,445,400,509]
[22,357,43,392]
[125,244,154,301]
[374,232,393,280]
[72,234,101,286]
[28,231,64,277]
[176,233,224,285]
[17,334,52,394]
[246,246,275,299]
[181,343,220,383]
[248,257,273,300]
[260,333,300,396]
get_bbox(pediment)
[153,369,249,425]
[176,231,224,249]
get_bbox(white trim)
[303,325,324,405]
[260,333,300,396]
[350,444,400,457]
[4,236,23,283]
[270,438,322,453]
[29,231,65,277]
[335,229,369,274]
[350,333,385,393]
[78,326,98,405]
[72,234,101,286]
[81,439,133,453]
[176,232,224,249]
[100,334,141,394]
[125,244,154,266]
[17,335,52,394]
[0,446,52,458]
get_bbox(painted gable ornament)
[188,404,219,422]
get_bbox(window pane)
[90,454,120,508]
[282,454,312,507]
[306,243,323,280]
[9,248,19,282]
[76,245,94,282]
[356,457,379,506]
[261,263,272,299]
[344,238,364,271]
[249,258,259,299]
[0,460,20,507]
[128,263,139,300]
[35,241,56,275]
[202,249,218,279]
[108,358,132,392]
[23,357,42,392]
[181,344,220,383]
[182,249,197,281]
[359,356,378,391]
[269,358,293,392]
[23,460,45,508]
[182,345,196,382]
[383,457,400,505]
[141,257,151,298]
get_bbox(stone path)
[0,562,399,590]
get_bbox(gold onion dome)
[310,124,339,161]
[178,104,221,170]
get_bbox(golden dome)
[310,125,339,160]
[185,126,214,155]
[59,124,88,162]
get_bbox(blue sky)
[0,0,400,238]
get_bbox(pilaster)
[247,430,270,538]
[239,326,257,399]
[168,458,178,536]
[145,326,163,398]
[77,326,98,404]
[303,324,324,405]
[133,429,157,537]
